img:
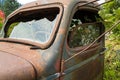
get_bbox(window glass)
[67,10,101,48]
[68,22,100,48]
[5,7,60,44]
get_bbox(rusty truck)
[0,0,106,80]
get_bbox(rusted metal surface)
[0,41,62,80]
[0,0,105,80]
[4,4,63,49]
[0,42,43,79]
[63,55,104,80]
[0,51,35,80]
[7,0,98,20]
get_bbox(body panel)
[0,50,35,80]
[61,3,104,80]
[0,42,62,79]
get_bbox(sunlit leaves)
[99,1,120,79]
[99,0,120,40]
[0,18,3,30]
[114,8,120,20]
[104,40,120,80]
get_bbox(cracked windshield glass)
[6,7,60,44]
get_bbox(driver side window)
[67,10,101,48]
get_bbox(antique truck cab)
[0,0,105,80]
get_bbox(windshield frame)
[2,3,63,49]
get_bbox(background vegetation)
[0,0,21,16]
[0,0,21,29]
[99,0,120,80]
[0,18,3,30]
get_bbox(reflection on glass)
[9,17,57,43]
[6,7,60,44]
[68,23,100,48]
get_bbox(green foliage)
[104,40,120,80]
[99,0,120,80]
[1,0,21,16]
[99,0,120,40]
[7,22,18,37]
[0,18,3,30]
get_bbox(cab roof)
[20,0,98,8]
[7,0,98,19]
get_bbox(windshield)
[4,7,60,44]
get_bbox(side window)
[67,10,102,48]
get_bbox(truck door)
[62,6,105,80]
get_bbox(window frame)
[3,3,64,49]
[68,22,102,48]
[66,4,104,52]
